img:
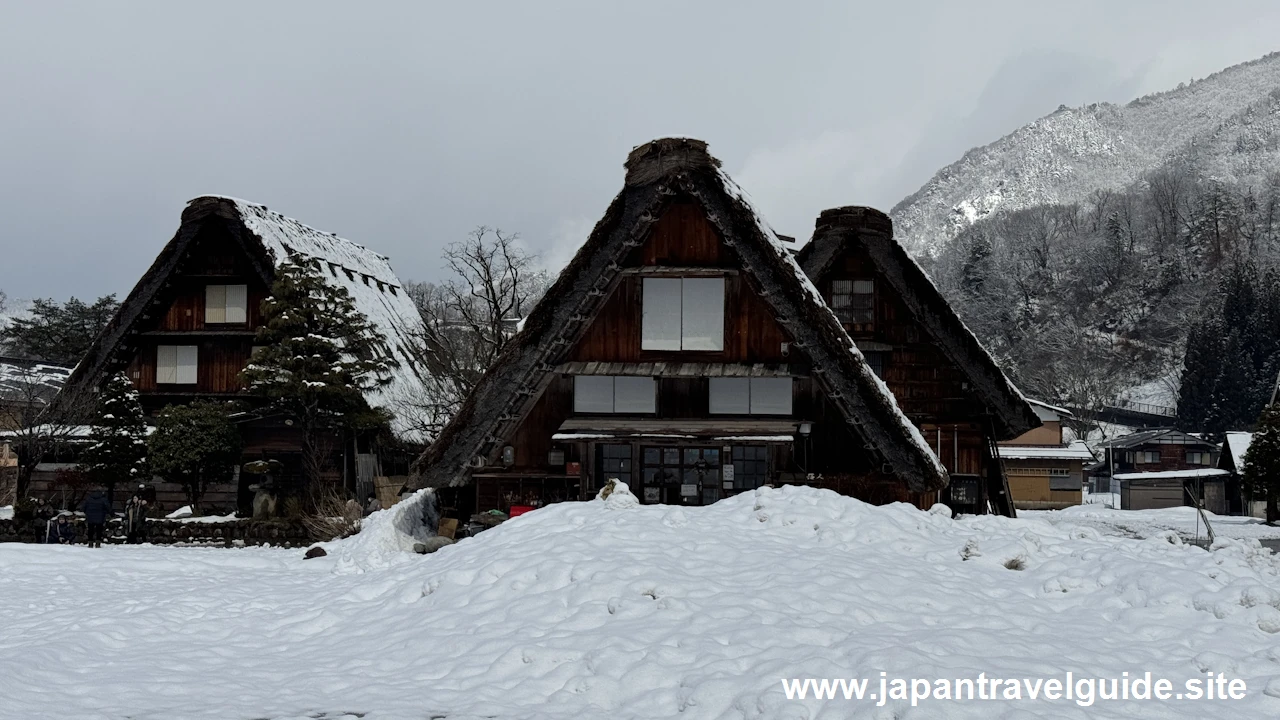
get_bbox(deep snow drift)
[2,485,1280,719]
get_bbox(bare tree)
[400,228,551,439]
[1,363,92,506]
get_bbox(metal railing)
[1111,399,1177,417]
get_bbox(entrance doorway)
[639,446,722,505]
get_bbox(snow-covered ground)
[2,486,1280,719]
[1025,503,1280,544]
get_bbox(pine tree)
[240,259,396,487]
[147,401,242,514]
[1177,315,1224,429]
[960,231,993,296]
[0,295,119,364]
[1242,402,1280,524]
[80,373,149,502]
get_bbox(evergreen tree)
[0,295,119,364]
[960,231,992,296]
[1242,402,1280,524]
[240,259,396,486]
[1177,315,1224,429]
[80,373,149,501]
[147,401,242,514]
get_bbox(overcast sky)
[3,1,1280,302]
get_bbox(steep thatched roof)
[798,206,1040,441]
[53,197,428,439]
[411,138,949,492]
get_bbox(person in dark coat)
[82,490,112,548]
[364,493,382,516]
[123,493,149,544]
[45,514,75,544]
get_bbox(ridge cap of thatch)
[624,137,721,187]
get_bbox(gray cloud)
[2,0,1279,301]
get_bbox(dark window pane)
[644,448,659,464]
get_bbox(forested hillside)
[923,162,1280,431]
[894,52,1280,257]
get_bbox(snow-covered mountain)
[893,52,1280,257]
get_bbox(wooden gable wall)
[488,198,895,499]
[122,221,271,403]
[570,202,790,364]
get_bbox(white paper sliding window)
[205,284,248,324]
[156,345,198,385]
[641,277,724,351]
[709,377,792,415]
[573,376,656,414]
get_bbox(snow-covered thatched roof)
[223,198,429,435]
[55,197,429,442]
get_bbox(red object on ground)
[509,505,535,517]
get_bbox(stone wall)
[0,516,314,547]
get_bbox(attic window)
[328,263,339,277]
[344,269,355,282]
[832,279,874,325]
[388,286,399,296]
[205,285,247,324]
[640,277,724,351]
[362,275,371,286]
[376,281,386,292]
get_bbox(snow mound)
[325,489,437,574]
[165,505,194,519]
[3,485,1280,719]
[0,505,12,520]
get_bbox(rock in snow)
[1,486,1279,719]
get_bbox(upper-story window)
[1134,450,1160,464]
[831,279,874,325]
[641,277,724,351]
[1187,451,1211,465]
[708,377,793,415]
[573,376,656,414]
[156,345,198,385]
[205,285,248,324]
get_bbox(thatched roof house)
[411,138,948,500]
[55,196,429,441]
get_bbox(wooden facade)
[415,138,951,517]
[462,200,896,513]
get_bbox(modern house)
[1090,428,1222,511]
[411,138,952,515]
[796,207,1041,516]
[53,197,429,512]
[995,399,1094,509]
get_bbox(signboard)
[680,483,698,498]
[723,464,734,482]
[644,487,661,503]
